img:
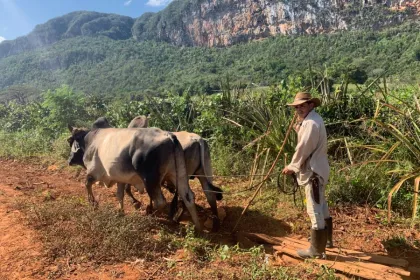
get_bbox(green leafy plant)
[370,94,420,222]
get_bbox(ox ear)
[67,124,74,133]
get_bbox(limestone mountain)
[1,0,419,59]
[0,0,419,95]
[131,0,420,47]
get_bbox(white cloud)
[124,0,133,6]
[0,36,5,43]
[146,0,173,7]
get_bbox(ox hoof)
[204,217,220,232]
[89,200,99,209]
[145,205,153,215]
[194,225,204,235]
[133,201,141,210]
[172,207,184,223]
[212,218,221,232]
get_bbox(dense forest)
[0,20,419,100]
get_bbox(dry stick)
[232,113,297,233]
[146,262,164,280]
[248,143,261,192]
[343,137,354,165]
[259,148,270,197]
[413,176,420,227]
[256,121,272,196]
[383,76,389,103]
[241,121,272,151]
[414,95,420,112]
[221,116,243,127]
[257,122,272,196]
[283,154,288,190]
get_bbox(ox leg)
[145,198,153,215]
[116,183,125,213]
[134,183,145,194]
[85,175,97,208]
[169,191,178,219]
[124,184,141,210]
[169,190,185,222]
[165,180,184,221]
[198,176,220,232]
[168,174,202,232]
[142,175,166,214]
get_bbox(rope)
[187,171,283,178]
[190,171,284,196]
[277,173,304,210]
[201,185,258,195]
[199,172,305,211]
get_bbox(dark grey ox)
[92,116,223,230]
[126,116,223,230]
[67,124,203,231]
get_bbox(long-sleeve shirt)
[287,110,330,185]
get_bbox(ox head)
[67,124,89,168]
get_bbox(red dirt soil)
[0,159,148,280]
[0,158,419,279]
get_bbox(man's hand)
[282,167,295,175]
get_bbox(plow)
[236,232,420,280]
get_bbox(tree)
[41,85,88,135]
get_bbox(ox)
[90,116,146,210]
[92,116,224,230]
[125,116,223,230]
[67,125,203,231]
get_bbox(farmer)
[282,92,333,259]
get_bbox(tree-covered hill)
[0,11,134,59]
[1,0,418,58]
[0,20,419,98]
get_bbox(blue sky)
[0,0,173,42]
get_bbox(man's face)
[293,102,314,119]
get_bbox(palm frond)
[388,168,420,222]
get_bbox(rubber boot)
[297,229,327,259]
[308,218,334,248]
[325,217,334,248]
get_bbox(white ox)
[67,124,203,231]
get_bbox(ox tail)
[170,133,202,231]
[199,138,223,201]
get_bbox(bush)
[0,129,52,158]
[51,133,72,160]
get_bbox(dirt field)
[0,158,419,279]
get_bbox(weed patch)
[16,198,179,263]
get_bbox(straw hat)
[287,92,321,107]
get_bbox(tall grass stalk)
[371,96,420,222]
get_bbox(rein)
[277,173,304,210]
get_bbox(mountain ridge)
[0,0,419,95]
[1,0,419,59]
